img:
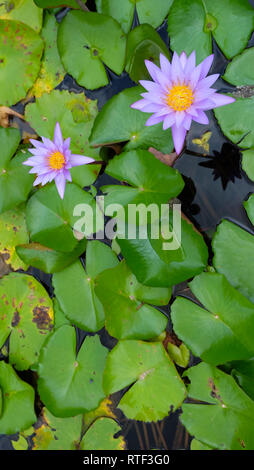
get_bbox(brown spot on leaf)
[208,377,225,406]
[11,310,20,327]
[32,306,53,331]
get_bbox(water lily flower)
[131,51,235,155]
[23,122,94,199]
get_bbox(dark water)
[1,0,254,451]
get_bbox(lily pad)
[168,0,254,62]
[34,0,86,7]
[0,207,29,271]
[230,359,254,401]
[95,260,169,340]
[243,194,254,226]
[38,325,108,417]
[0,361,36,434]
[0,128,34,214]
[16,239,87,274]
[52,241,119,331]
[212,219,254,302]
[103,339,186,422]
[80,417,125,450]
[29,12,65,98]
[181,362,254,450]
[214,95,254,149]
[125,24,171,83]
[96,0,173,33]
[171,272,254,365]
[117,211,208,287]
[26,183,97,253]
[102,149,184,212]
[0,272,54,370]
[0,19,43,106]
[89,86,174,154]
[57,10,126,90]
[223,47,254,86]
[0,0,43,32]
[25,89,101,187]
[242,149,254,182]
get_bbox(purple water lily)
[131,51,235,155]
[23,122,94,199]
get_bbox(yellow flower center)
[49,151,65,170]
[166,83,194,112]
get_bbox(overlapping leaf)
[0,0,43,32]
[0,207,29,271]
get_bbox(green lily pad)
[0,207,29,271]
[212,219,254,302]
[242,149,254,182]
[168,0,254,63]
[181,362,254,450]
[244,194,254,226]
[95,260,169,340]
[0,19,43,106]
[58,10,126,90]
[0,0,42,32]
[214,95,254,149]
[0,128,34,214]
[171,272,254,365]
[81,417,125,450]
[29,12,65,98]
[190,439,214,450]
[38,325,108,417]
[0,272,54,370]
[167,342,190,369]
[223,47,254,86]
[34,0,86,7]
[96,0,173,33]
[103,339,186,422]
[89,86,174,154]
[52,241,119,331]
[0,361,36,434]
[102,149,184,212]
[117,211,208,287]
[230,359,254,401]
[25,89,101,187]
[16,239,87,274]
[11,434,29,450]
[26,183,98,253]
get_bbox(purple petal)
[64,169,72,182]
[194,87,216,102]
[139,80,162,93]
[193,109,209,125]
[145,114,164,126]
[171,124,187,155]
[53,122,64,150]
[179,51,187,69]
[189,63,202,88]
[162,113,175,130]
[211,93,235,108]
[171,51,184,84]
[160,54,171,77]
[184,51,196,81]
[140,102,165,113]
[55,172,66,199]
[182,114,192,130]
[69,155,94,167]
[199,54,214,80]
[42,137,57,152]
[175,110,186,128]
[196,74,219,90]
[145,60,161,83]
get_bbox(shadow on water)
[1,0,254,451]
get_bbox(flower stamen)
[49,151,65,170]
[166,83,194,112]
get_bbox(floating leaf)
[52,241,119,331]
[16,239,87,274]
[0,0,43,32]
[214,95,254,149]
[89,86,174,154]
[34,0,86,7]
[242,149,254,182]
[103,149,184,211]
[0,207,29,270]
[117,211,208,287]
[80,417,125,450]
[103,340,186,422]
[212,219,254,302]
[171,272,254,365]
[181,362,254,450]
[29,12,65,97]
[96,0,173,33]
[244,194,254,226]
[190,439,213,450]
[125,24,170,83]
[25,89,101,187]
[168,0,254,62]
[230,359,254,401]
[95,260,169,340]
[38,325,108,417]
[0,19,43,106]
[26,183,97,253]
[0,361,36,434]
[11,434,29,450]
[58,10,126,90]
[223,47,254,86]
[0,128,34,214]
[0,272,54,370]
[167,342,190,369]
